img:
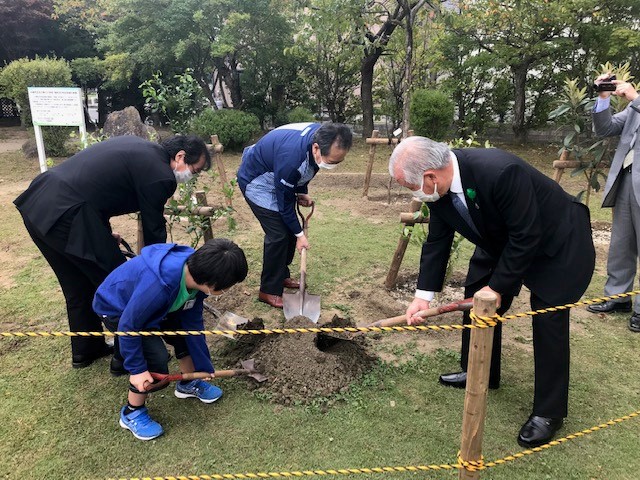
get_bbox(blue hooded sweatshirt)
[93,243,214,375]
[237,122,321,234]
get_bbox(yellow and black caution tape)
[113,408,640,480]
[2,291,639,340]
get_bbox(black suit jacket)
[417,148,594,305]
[15,136,176,270]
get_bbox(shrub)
[287,106,315,123]
[409,89,454,141]
[190,108,261,150]
[140,69,206,134]
[43,126,73,157]
[0,56,74,125]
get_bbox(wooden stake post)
[552,151,607,206]
[362,130,413,199]
[458,291,497,480]
[384,199,426,289]
[195,190,214,242]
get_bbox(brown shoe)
[258,291,284,308]
[283,278,300,289]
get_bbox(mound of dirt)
[215,316,377,406]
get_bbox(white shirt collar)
[449,151,463,194]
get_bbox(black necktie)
[451,193,480,236]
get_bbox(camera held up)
[594,75,617,92]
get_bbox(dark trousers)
[103,315,190,393]
[461,280,570,418]
[20,210,125,358]
[246,199,296,296]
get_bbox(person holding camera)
[586,74,640,333]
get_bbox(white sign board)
[27,87,87,172]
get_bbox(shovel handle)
[296,202,314,306]
[149,369,251,383]
[296,201,315,234]
[367,298,474,328]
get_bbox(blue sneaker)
[119,406,164,441]
[174,380,223,403]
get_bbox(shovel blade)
[212,311,249,339]
[283,291,321,323]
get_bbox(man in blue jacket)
[93,238,248,440]
[237,122,352,308]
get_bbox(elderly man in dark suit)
[389,136,595,448]
[586,75,640,332]
[15,134,210,370]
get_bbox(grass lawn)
[0,133,637,480]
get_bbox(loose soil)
[208,315,376,406]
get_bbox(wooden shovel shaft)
[367,298,474,328]
[151,369,251,382]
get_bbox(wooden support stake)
[384,199,424,289]
[399,212,429,225]
[195,190,214,242]
[163,205,224,216]
[458,291,497,480]
[210,134,232,207]
[363,130,380,198]
[136,213,144,254]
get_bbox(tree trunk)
[361,52,380,138]
[511,64,529,143]
[196,75,217,110]
[401,4,415,136]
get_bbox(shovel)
[203,301,250,339]
[147,359,267,391]
[365,297,474,328]
[283,202,321,323]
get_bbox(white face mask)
[174,168,194,184]
[318,161,338,170]
[412,178,440,203]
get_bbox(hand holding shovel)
[283,202,321,323]
[146,359,267,391]
[366,297,474,328]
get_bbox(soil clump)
[212,315,376,406]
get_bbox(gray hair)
[388,136,452,185]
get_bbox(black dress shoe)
[629,313,640,333]
[438,371,500,390]
[517,415,563,448]
[586,300,632,314]
[110,356,128,377]
[71,344,114,369]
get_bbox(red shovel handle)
[147,370,251,391]
[367,298,474,328]
[296,201,315,234]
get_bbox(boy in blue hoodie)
[93,238,248,440]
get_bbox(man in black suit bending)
[389,136,595,447]
[15,134,210,370]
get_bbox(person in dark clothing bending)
[14,134,210,369]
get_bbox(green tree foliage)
[442,0,640,142]
[287,0,362,123]
[0,56,74,125]
[101,0,293,115]
[0,56,75,156]
[549,63,637,205]
[141,70,207,134]
[409,89,454,140]
[287,107,316,124]
[190,109,260,150]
